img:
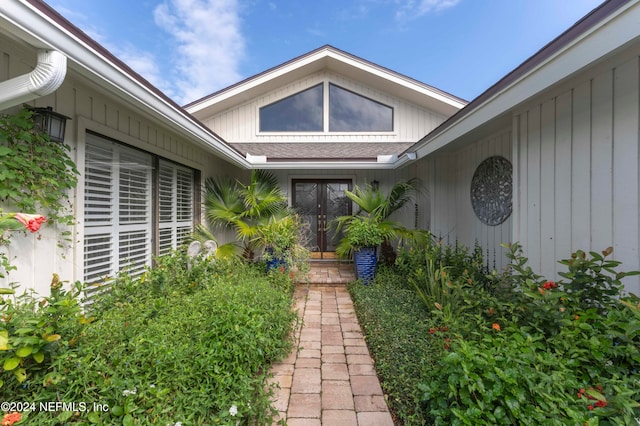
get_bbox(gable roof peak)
[185,45,466,117]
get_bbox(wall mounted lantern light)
[30,106,70,143]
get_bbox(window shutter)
[84,141,114,225]
[84,134,152,284]
[158,160,194,256]
[84,133,196,288]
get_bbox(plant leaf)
[0,330,8,350]
[15,346,33,358]
[3,356,20,371]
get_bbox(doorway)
[292,179,352,259]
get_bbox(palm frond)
[379,178,419,219]
[345,185,385,217]
[240,170,287,219]
[203,176,244,229]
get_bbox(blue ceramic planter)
[354,246,377,284]
[265,247,287,272]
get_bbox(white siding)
[0,38,243,295]
[426,129,513,271]
[514,51,640,295]
[205,71,447,144]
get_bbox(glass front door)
[292,179,352,258]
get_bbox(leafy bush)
[349,267,437,425]
[418,244,640,425]
[1,252,298,425]
[355,242,640,425]
[0,275,85,390]
[0,108,79,227]
[396,240,491,293]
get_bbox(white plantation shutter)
[83,133,197,287]
[84,134,152,284]
[158,160,194,256]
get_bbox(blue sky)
[49,0,604,105]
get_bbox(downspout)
[0,50,67,110]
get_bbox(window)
[260,84,323,131]
[329,84,393,132]
[259,83,393,133]
[83,133,196,285]
[158,160,194,256]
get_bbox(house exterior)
[1,0,639,296]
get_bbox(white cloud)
[154,0,245,105]
[53,5,174,97]
[395,0,460,20]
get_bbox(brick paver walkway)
[269,283,394,425]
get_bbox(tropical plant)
[257,214,310,275]
[257,215,299,256]
[334,179,429,260]
[195,169,287,259]
[344,215,386,249]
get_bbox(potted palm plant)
[334,179,430,283]
[258,215,298,272]
[343,215,385,284]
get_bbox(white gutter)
[0,1,250,168]
[0,49,66,110]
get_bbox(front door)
[292,179,352,258]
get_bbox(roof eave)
[410,0,639,159]
[0,0,250,169]
[185,45,466,118]
[246,152,416,170]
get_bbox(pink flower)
[14,213,46,232]
[1,412,21,426]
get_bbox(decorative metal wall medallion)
[470,156,512,226]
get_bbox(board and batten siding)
[423,129,513,271]
[0,38,242,295]
[205,71,447,144]
[514,52,640,295]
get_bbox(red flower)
[14,213,46,233]
[2,412,21,426]
[278,266,285,273]
[492,323,501,331]
[595,400,607,408]
[542,281,557,290]
[587,405,594,411]
[429,328,436,334]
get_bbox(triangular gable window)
[260,84,323,131]
[259,83,393,132]
[329,84,393,132]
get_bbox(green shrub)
[558,247,637,311]
[2,253,298,425]
[0,276,85,391]
[349,267,436,425]
[418,244,640,425]
[355,242,640,425]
